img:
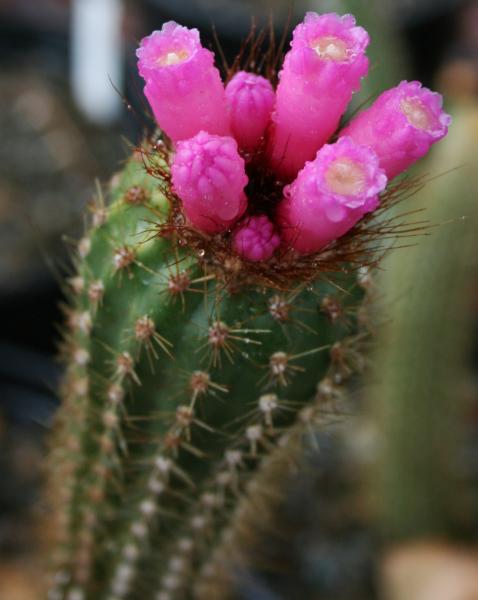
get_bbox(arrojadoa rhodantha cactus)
[47,12,450,600]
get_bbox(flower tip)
[136,22,200,77]
[304,11,356,26]
[294,11,370,60]
[399,80,452,139]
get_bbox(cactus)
[46,12,451,600]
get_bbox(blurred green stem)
[370,105,478,540]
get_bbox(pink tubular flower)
[171,131,248,234]
[340,80,451,179]
[277,137,387,254]
[225,72,275,152]
[233,215,281,262]
[137,22,229,142]
[268,12,370,179]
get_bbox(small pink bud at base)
[340,80,451,179]
[277,137,387,254]
[137,22,229,141]
[171,131,248,234]
[268,12,370,179]
[232,215,281,262]
[225,71,275,152]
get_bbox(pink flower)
[137,16,452,255]
[340,80,451,179]
[137,22,229,142]
[171,131,248,234]
[232,215,281,262]
[268,12,370,179]
[277,137,387,254]
[225,71,275,152]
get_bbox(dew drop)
[197,249,206,258]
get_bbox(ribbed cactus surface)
[49,148,368,600]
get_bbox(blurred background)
[0,0,477,598]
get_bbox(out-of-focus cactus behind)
[368,104,478,543]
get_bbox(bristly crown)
[136,13,450,291]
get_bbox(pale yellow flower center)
[158,49,189,67]
[312,36,349,62]
[400,97,432,131]
[326,158,366,195]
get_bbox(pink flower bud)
[340,81,451,179]
[225,71,275,152]
[277,137,387,254]
[137,22,229,141]
[232,215,281,262]
[171,131,248,234]
[268,12,369,179]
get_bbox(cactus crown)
[139,135,414,291]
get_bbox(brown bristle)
[136,136,428,294]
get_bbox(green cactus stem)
[46,138,394,600]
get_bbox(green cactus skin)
[46,138,378,600]
[368,106,478,542]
